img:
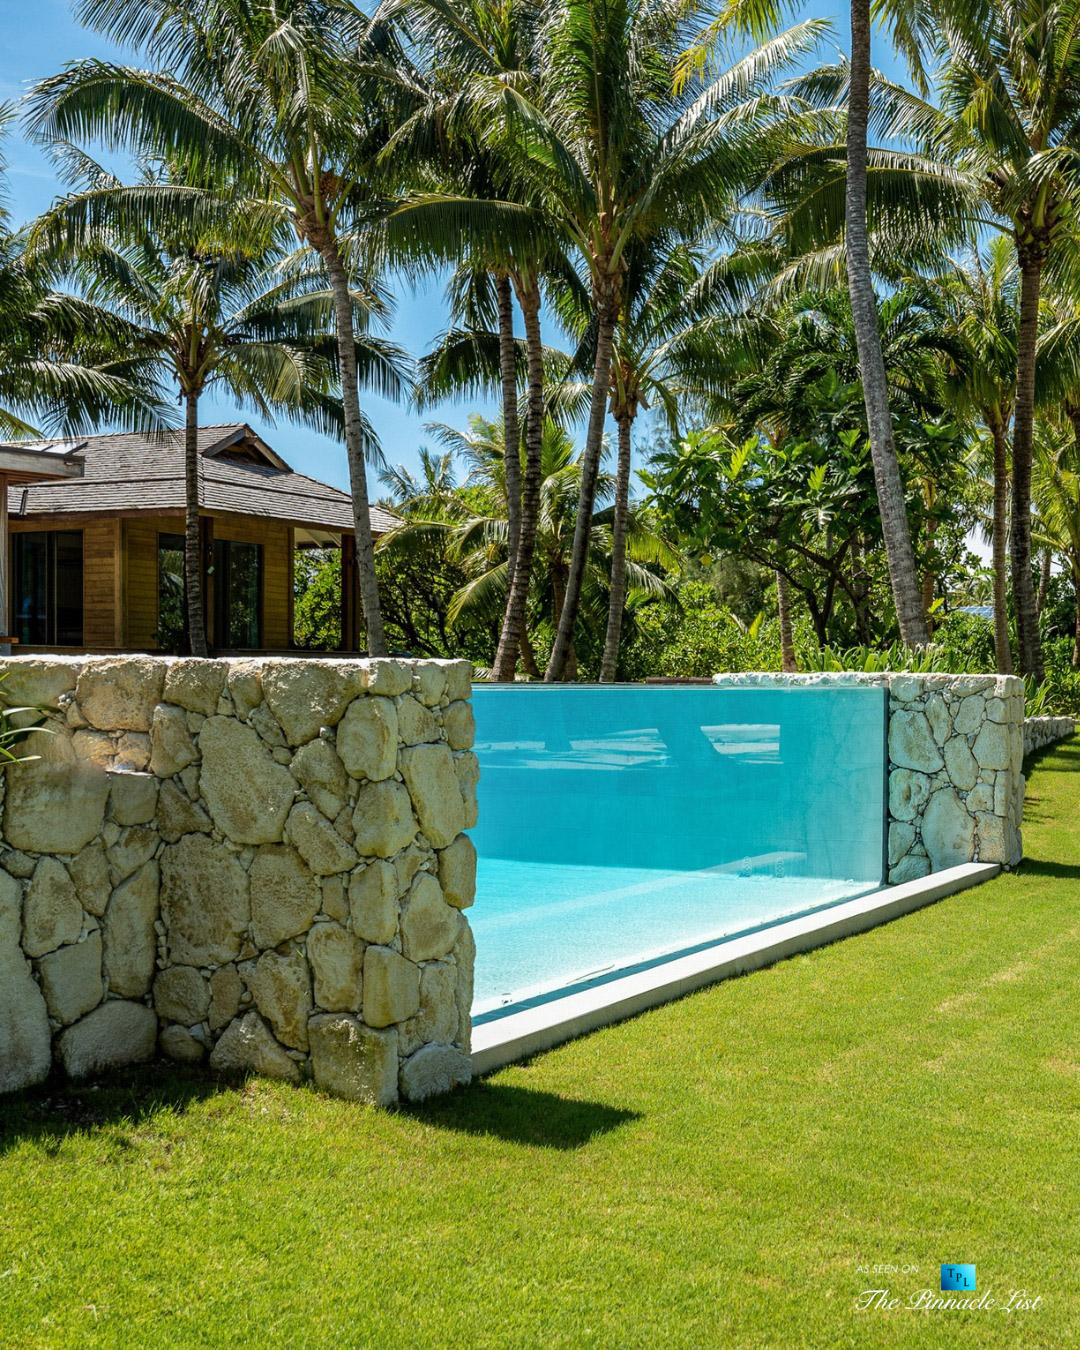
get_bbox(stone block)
[888,768,931,823]
[156,780,211,843]
[454,752,480,830]
[362,946,420,1027]
[943,736,979,791]
[437,834,476,910]
[108,772,159,826]
[972,721,1010,771]
[161,834,250,966]
[400,873,461,962]
[246,946,313,1050]
[286,802,358,876]
[442,701,476,752]
[921,788,976,871]
[307,921,364,1012]
[56,1000,158,1079]
[76,658,164,731]
[4,761,110,855]
[250,844,321,950]
[103,861,159,998]
[149,703,197,778]
[337,696,398,780]
[400,960,458,1056]
[35,931,103,1025]
[308,1014,398,1105]
[154,965,211,1025]
[198,716,296,844]
[160,1024,205,1063]
[262,661,354,745]
[399,743,466,849]
[208,964,245,1032]
[352,780,418,858]
[163,659,228,717]
[23,858,82,959]
[888,710,944,774]
[290,738,349,819]
[209,1012,299,1082]
[889,854,931,885]
[396,695,439,747]
[348,861,399,944]
[399,1043,472,1103]
[107,826,157,883]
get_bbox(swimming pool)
[469,685,888,1018]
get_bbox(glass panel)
[213,539,262,649]
[13,533,49,645]
[157,533,187,652]
[469,685,888,1014]
[53,532,83,646]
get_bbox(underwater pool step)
[470,862,1000,1076]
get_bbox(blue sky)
[0,0,886,495]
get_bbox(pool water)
[469,685,888,1017]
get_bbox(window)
[157,533,187,651]
[213,538,262,649]
[12,531,84,646]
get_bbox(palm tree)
[28,0,413,654]
[29,159,399,655]
[1033,422,1080,665]
[913,0,1080,681]
[0,109,163,439]
[923,236,1018,673]
[488,2,823,679]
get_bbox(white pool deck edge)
[471,862,1000,1075]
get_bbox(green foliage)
[0,675,54,765]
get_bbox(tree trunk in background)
[184,390,208,658]
[546,279,620,680]
[1011,249,1045,682]
[492,273,542,681]
[921,516,937,631]
[600,408,634,682]
[320,235,386,656]
[520,629,541,678]
[1073,564,1080,667]
[989,415,1014,674]
[495,274,521,597]
[1037,548,1051,616]
[777,570,797,672]
[845,0,929,648]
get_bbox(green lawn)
[2,744,1079,1348]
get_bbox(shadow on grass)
[0,1063,227,1158]
[0,1064,639,1157]
[1015,859,1080,880]
[408,1080,641,1151]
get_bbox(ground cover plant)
[1,737,1076,1347]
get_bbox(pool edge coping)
[470,862,1000,1076]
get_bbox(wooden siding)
[10,511,297,652]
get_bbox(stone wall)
[0,656,478,1105]
[1023,715,1076,757]
[711,672,1027,884]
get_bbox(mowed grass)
[2,747,1079,1348]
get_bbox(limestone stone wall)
[0,656,478,1105]
[1023,715,1075,757]
[711,671,1027,884]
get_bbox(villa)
[0,423,397,654]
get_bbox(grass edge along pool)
[468,685,888,1018]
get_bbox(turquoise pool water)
[469,685,888,1017]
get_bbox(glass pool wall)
[469,685,888,1018]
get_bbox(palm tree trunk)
[989,414,1014,673]
[492,272,542,681]
[600,408,634,682]
[183,390,208,658]
[776,570,797,672]
[520,628,541,678]
[1036,548,1051,616]
[845,0,928,649]
[921,516,937,630]
[319,234,387,657]
[1011,249,1045,682]
[1072,563,1080,667]
[546,284,619,680]
[495,272,521,600]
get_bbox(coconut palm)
[27,0,415,654]
[922,236,1019,673]
[29,157,402,656]
[1033,422,1080,664]
[479,0,824,679]
[0,108,163,438]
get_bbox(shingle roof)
[3,423,399,535]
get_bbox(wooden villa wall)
[10,513,295,651]
[124,513,294,649]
